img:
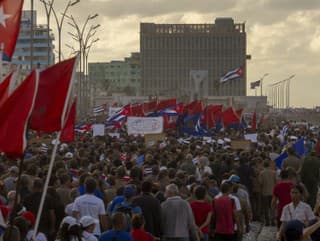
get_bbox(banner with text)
[127,117,163,135]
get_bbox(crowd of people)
[0,119,319,241]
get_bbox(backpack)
[114,203,133,232]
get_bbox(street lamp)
[65,13,100,117]
[260,73,269,96]
[49,0,80,62]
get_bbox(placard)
[144,133,166,147]
[127,117,163,135]
[92,124,105,137]
[231,140,251,150]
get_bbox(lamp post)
[260,73,269,96]
[66,14,99,117]
[84,37,99,111]
[40,0,79,64]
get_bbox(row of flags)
[104,98,258,136]
[0,57,78,158]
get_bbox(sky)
[26,0,320,108]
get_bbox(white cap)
[64,152,73,159]
[61,216,77,229]
[217,139,224,145]
[80,216,97,228]
[224,138,231,143]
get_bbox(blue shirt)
[107,196,125,212]
[78,185,105,200]
[98,230,132,241]
[114,201,142,215]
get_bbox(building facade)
[11,10,55,72]
[89,52,141,98]
[140,18,247,100]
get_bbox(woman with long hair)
[55,216,83,241]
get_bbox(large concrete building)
[89,52,141,98]
[11,11,55,71]
[140,18,248,100]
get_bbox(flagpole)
[33,56,78,240]
[0,43,4,81]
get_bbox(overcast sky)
[26,0,320,108]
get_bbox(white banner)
[109,107,121,117]
[127,117,163,135]
[92,124,105,137]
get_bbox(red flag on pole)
[0,70,38,159]
[0,0,24,60]
[143,99,157,114]
[130,103,145,117]
[60,98,76,143]
[0,72,11,106]
[252,111,257,131]
[29,57,77,133]
[157,98,177,111]
[184,100,203,115]
[221,107,240,126]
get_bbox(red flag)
[184,100,203,115]
[30,57,77,133]
[143,99,157,114]
[157,98,177,111]
[252,111,257,131]
[236,109,243,119]
[0,70,38,159]
[60,99,76,143]
[163,115,176,130]
[0,0,24,60]
[221,107,240,126]
[0,72,11,106]
[202,105,222,129]
[130,103,144,117]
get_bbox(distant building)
[89,52,141,99]
[11,10,55,72]
[140,18,248,100]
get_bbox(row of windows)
[141,36,245,49]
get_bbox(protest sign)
[244,133,258,143]
[231,140,251,150]
[127,117,163,135]
[144,133,166,147]
[92,124,105,137]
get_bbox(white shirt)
[281,201,315,224]
[72,194,106,235]
[65,202,74,216]
[26,230,47,241]
[82,231,98,241]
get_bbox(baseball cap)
[285,220,304,241]
[64,152,73,159]
[61,216,77,229]
[80,216,97,228]
[22,211,35,226]
[9,166,18,173]
[228,174,240,183]
[123,185,136,198]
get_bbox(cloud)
[28,1,320,107]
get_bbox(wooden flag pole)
[32,55,78,240]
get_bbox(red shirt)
[273,181,293,218]
[131,228,155,241]
[316,141,320,157]
[190,201,213,233]
[213,195,235,235]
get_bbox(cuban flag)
[93,104,106,114]
[75,123,92,133]
[220,65,244,83]
[107,104,130,121]
[158,103,183,116]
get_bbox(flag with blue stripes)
[220,65,244,83]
